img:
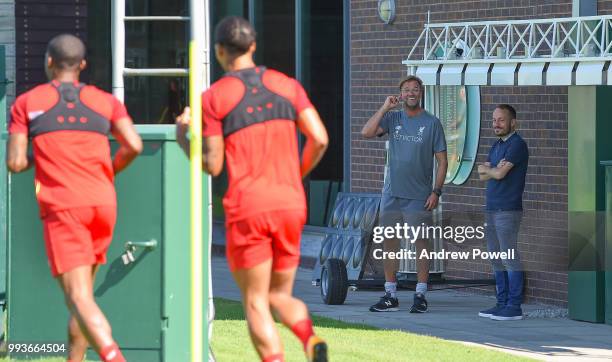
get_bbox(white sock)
[416,282,427,295]
[384,282,397,298]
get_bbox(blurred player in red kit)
[176,16,329,362]
[6,34,142,362]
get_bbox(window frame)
[425,85,481,185]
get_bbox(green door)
[98,140,164,358]
[7,141,164,360]
[604,162,612,326]
[6,168,59,343]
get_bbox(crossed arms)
[478,159,514,181]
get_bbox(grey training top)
[379,109,447,200]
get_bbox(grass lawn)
[0,298,534,361]
[212,298,533,362]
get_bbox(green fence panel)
[7,126,210,360]
[0,45,7,301]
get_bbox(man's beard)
[404,100,420,110]
[495,127,512,137]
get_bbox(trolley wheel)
[320,258,348,305]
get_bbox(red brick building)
[348,1,606,306]
[3,0,611,313]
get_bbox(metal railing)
[403,15,612,68]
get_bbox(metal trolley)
[312,192,492,305]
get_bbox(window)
[426,86,480,185]
[87,0,188,124]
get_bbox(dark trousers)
[485,211,524,307]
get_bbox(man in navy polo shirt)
[477,104,529,321]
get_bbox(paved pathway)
[211,256,612,361]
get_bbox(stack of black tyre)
[314,193,381,305]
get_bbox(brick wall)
[350,0,572,305]
[442,86,568,305]
[599,0,612,14]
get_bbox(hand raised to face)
[383,95,400,111]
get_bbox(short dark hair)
[214,16,256,56]
[399,76,424,91]
[496,104,517,120]
[46,34,86,70]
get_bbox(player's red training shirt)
[8,80,129,217]
[202,67,312,223]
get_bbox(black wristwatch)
[432,188,443,197]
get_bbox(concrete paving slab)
[211,256,612,361]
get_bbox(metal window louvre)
[464,63,489,85]
[546,62,575,85]
[415,64,440,85]
[490,63,517,85]
[575,61,605,85]
[518,62,545,85]
[439,64,465,85]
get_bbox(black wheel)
[320,258,348,305]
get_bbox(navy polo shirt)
[486,133,529,211]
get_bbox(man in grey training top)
[361,75,447,313]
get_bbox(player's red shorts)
[42,205,116,277]
[225,209,306,272]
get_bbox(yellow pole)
[189,39,204,362]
